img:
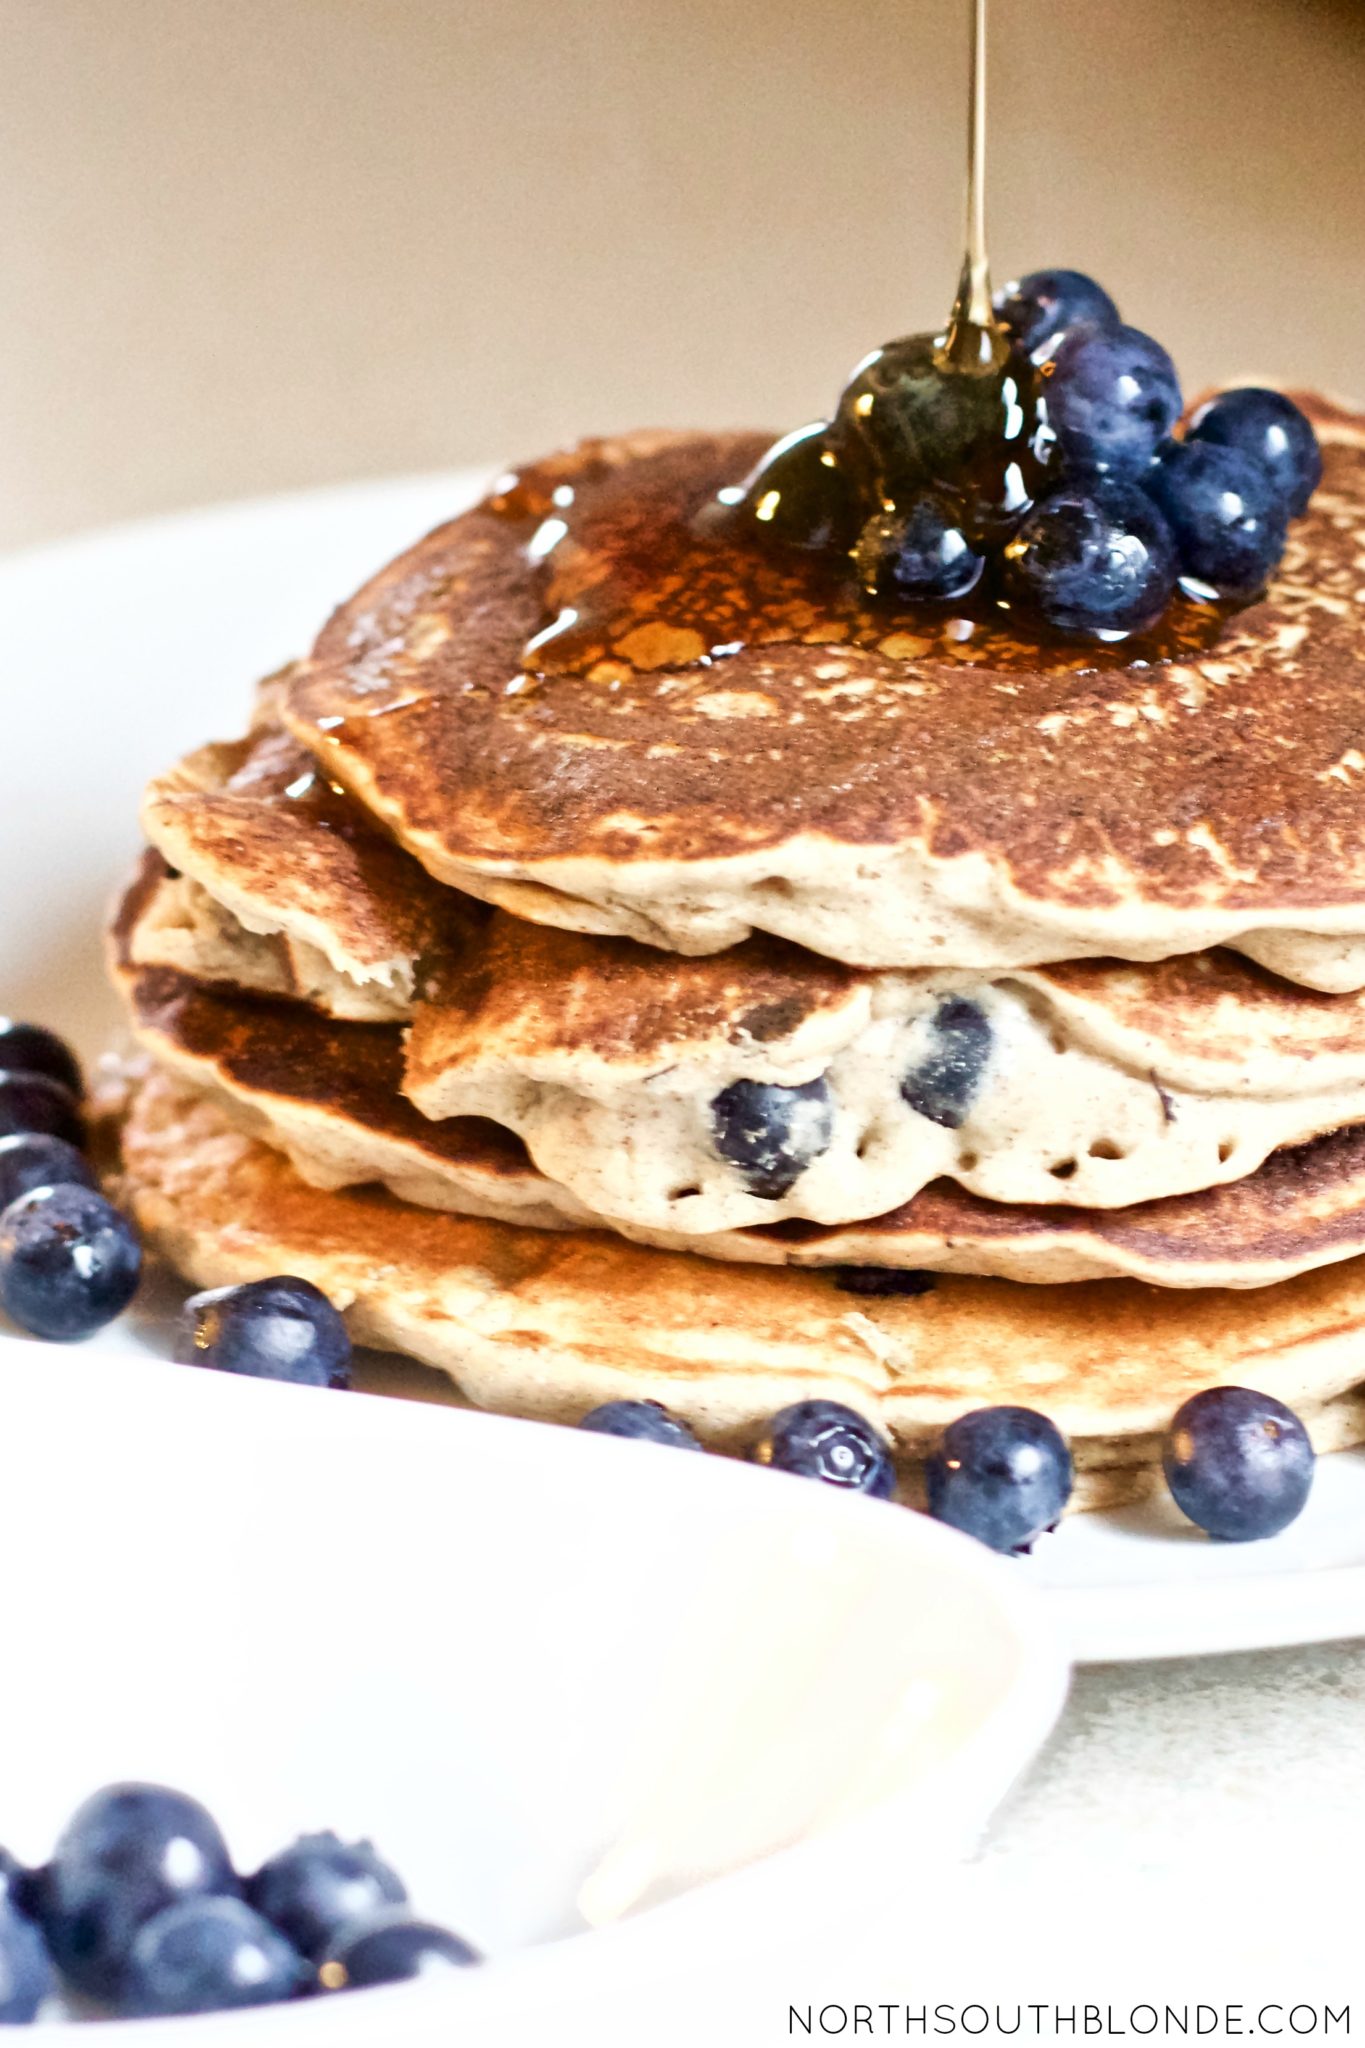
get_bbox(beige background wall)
[0,0,1361,551]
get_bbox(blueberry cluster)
[0,1785,478,2022]
[581,1377,1315,1553]
[736,267,1322,640]
[0,1023,142,1343]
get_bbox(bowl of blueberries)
[0,1021,1066,2040]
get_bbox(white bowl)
[0,1346,1065,2040]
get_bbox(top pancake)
[283,396,1365,984]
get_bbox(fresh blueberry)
[320,1912,481,1991]
[0,1074,85,1150]
[176,1277,352,1389]
[120,1896,309,2017]
[833,333,1049,544]
[901,998,993,1130]
[1001,477,1177,635]
[0,1898,51,2025]
[0,1021,82,1098]
[248,1833,407,1962]
[833,1267,937,1298]
[710,1077,834,1199]
[0,1185,141,1342]
[579,1399,703,1449]
[41,1783,239,2000]
[1043,324,1182,478]
[0,1134,95,1213]
[1148,440,1288,601]
[1187,387,1322,517]
[1162,1387,1314,1541]
[755,1400,897,1498]
[994,269,1120,357]
[855,494,984,602]
[926,1407,1074,1554]
[735,422,860,552]
[0,1851,40,1924]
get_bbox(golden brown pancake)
[115,1068,1365,1482]
[110,857,1365,1289]
[283,397,1365,984]
[140,720,480,1020]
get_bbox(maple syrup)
[500,0,1229,682]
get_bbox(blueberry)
[1001,477,1177,636]
[901,998,993,1130]
[320,1912,481,1991]
[248,1833,407,1961]
[0,1074,85,1150]
[120,1896,309,2017]
[755,1400,897,1498]
[0,1185,141,1342]
[994,269,1121,357]
[1043,324,1182,479]
[1162,1387,1314,1542]
[41,1783,239,2000]
[833,333,1048,544]
[579,1399,703,1449]
[176,1277,352,1389]
[1147,440,1288,602]
[833,1267,936,1298]
[735,422,860,552]
[0,1021,82,1098]
[0,1898,51,2025]
[855,494,984,603]
[926,1407,1074,1554]
[1187,388,1322,517]
[0,1851,39,1923]
[710,1077,834,1199]
[0,1134,95,1213]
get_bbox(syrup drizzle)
[499,0,1228,685]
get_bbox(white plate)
[0,1345,1064,2040]
[2,473,1364,1665]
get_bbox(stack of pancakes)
[111,396,1365,1507]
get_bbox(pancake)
[282,397,1365,986]
[140,718,480,1021]
[110,866,1365,1290]
[115,1069,1365,1492]
[126,767,1365,1224]
[111,857,591,1235]
[406,914,1365,1228]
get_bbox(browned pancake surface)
[285,398,1365,923]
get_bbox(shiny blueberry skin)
[0,1022,82,1098]
[579,1399,703,1449]
[41,1784,239,2000]
[856,494,984,602]
[0,1185,141,1341]
[901,998,993,1130]
[756,1400,897,1499]
[120,1897,309,2018]
[176,1277,352,1389]
[710,1076,835,1199]
[1002,477,1177,636]
[0,1074,85,1150]
[1043,324,1183,479]
[1148,440,1288,601]
[833,1267,937,1298]
[0,1133,94,1213]
[737,422,861,552]
[926,1407,1074,1554]
[322,1912,481,1991]
[0,1897,52,2025]
[1187,387,1322,518]
[994,269,1120,357]
[248,1833,406,1962]
[1163,1387,1314,1541]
